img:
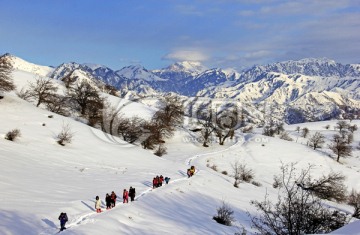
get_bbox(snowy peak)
[49,62,91,80]
[82,63,109,71]
[153,61,207,78]
[48,62,104,89]
[165,61,207,75]
[116,65,165,82]
[222,68,241,80]
[1,53,53,77]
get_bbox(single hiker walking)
[110,191,117,208]
[123,189,129,203]
[129,186,136,202]
[95,196,102,213]
[58,212,68,231]
[105,193,112,210]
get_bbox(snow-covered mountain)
[240,58,360,80]
[195,59,360,123]
[4,53,360,124]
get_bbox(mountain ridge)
[3,53,360,123]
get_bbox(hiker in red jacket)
[159,175,164,187]
[156,175,161,187]
[153,177,158,189]
[123,189,129,203]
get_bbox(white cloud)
[163,49,209,62]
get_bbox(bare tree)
[329,134,352,162]
[302,172,347,202]
[86,96,105,127]
[45,94,69,116]
[250,163,347,235]
[348,189,360,219]
[27,77,58,107]
[295,126,300,133]
[196,108,216,147]
[141,121,164,150]
[215,109,238,145]
[60,71,76,89]
[301,127,309,138]
[0,54,15,96]
[154,94,184,128]
[308,132,325,150]
[141,94,184,150]
[117,116,144,143]
[67,81,104,117]
[336,120,349,132]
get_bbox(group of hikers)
[95,187,136,213]
[58,167,196,231]
[152,175,170,188]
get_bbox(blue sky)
[0,0,359,70]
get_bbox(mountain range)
[3,53,360,124]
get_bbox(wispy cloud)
[163,49,209,62]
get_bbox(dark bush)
[5,129,21,141]
[154,144,167,157]
[213,201,235,226]
[57,123,74,146]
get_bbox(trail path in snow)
[40,135,245,235]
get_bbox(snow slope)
[4,53,53,77]
[0,66,360,234]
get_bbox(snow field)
[1,65,360,234]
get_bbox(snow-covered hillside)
[0,60,360,234]
[2,53,53,77]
